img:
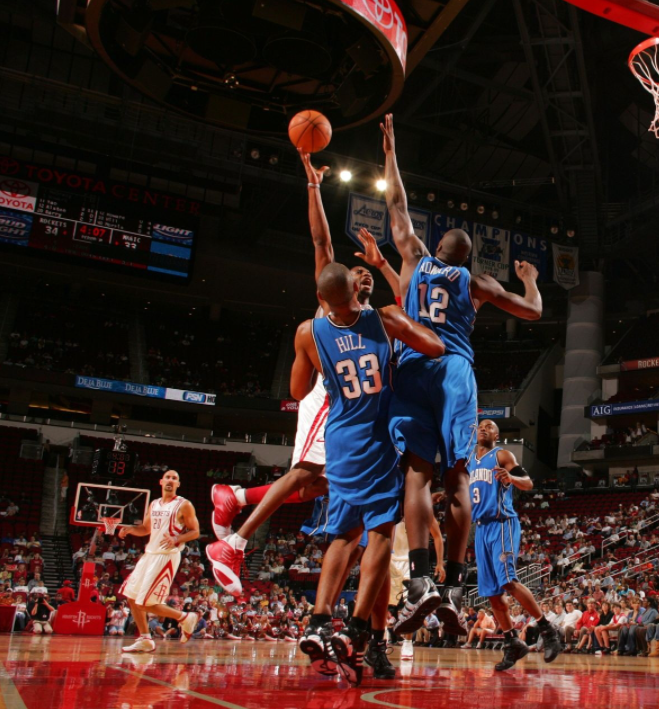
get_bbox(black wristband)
[510,465,528,478]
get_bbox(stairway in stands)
[40,463,75,590]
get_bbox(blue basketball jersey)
[398,255,476,366]
[468,447,517,522]
[312,309,400,505]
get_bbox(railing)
[466,562,549,609]
[601,511,659,555]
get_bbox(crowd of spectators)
[588,422,656,451]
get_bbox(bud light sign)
[0,207,31,246]
[153,224,194,246]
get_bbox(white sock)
[234,488,247,506]
[140,633,152,640]
[229,533,248,551]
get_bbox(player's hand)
[380,113,396,154]
[160,534,179,550]
[514,260,538,283]
[118,527,130,540]
[431,491,446,506]
[435,563,446,583]
[494,467,513,486]
[355,228,386,268]
[298,148,329,185]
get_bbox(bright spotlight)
[340,170,352,182]
[376,179,387,191]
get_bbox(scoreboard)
[0,159,198,280]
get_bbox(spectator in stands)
[28,592,54,634]
[561,601,583,651]
[60,472,69,501]
[57,580,76,604]
[619,597,658,656]
[2,501,19,517]
[107,600,129,636]
[333,598,349,621]
[572,600,600,653]
[27,573,44,592]
[461,609,496,649]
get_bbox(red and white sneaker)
[206,538,243,596]
[122,637,156,654]
[211,485,243,541]
[179,612,199,644]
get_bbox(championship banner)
[471,224,510,282]
[510,231,549,282]
[588,399,659,418]
[280,400,299,413]
[430,213,472,255]
[552,243,579,290]
[345,192,388,247]
[620,357,659,372]
[75,375,216,406]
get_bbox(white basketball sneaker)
[180,612,199,643]
[401,639,414,661]
[122,637,156,653]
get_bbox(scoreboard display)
[0,157,199,280]
[91,449,137,481]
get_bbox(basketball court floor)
[0,636,656,709]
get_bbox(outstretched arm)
[354,228,401,302]
[290,320,323,400]
[299,149,333,281]
[381,114,429,296]
[378,304,445,358]
[471,260,542,320]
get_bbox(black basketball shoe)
[365,639,396,679]
[436,586,468,636]
[393,577,441,635]
[299,623,338,676]
[495,633,530,671]
[330,624,370,687]
[540,624,562,663]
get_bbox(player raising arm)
[381,113,542,636]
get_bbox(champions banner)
[345,193,388,247]
[510,232,549,282]
[552,243,580,290]
[471,224,511,282]
[75,375,216,406]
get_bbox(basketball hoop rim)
[100,516,120,535]
[629,36,659,85]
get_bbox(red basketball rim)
[629,36,659,86]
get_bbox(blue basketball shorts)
[475,516,521,598]
[301,496,368,547]
[389,355,478,473]
[326,493,401,537]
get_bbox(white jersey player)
[119,470,200,653]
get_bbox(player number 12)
[418,284,449,324]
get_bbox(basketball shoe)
[211,485,242,541]
[299,623,339,676]
[401,638,414,661]
[330,625,370,687]
[436,586,468,636]
[122,637,156,654]
[540,624,562,663]
[364,639,395,679]
[206,537,243,596]
[179,611,199,644]
[495,632,529,671]
[394,577,441,634]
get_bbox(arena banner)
[478,406,511,419]
[75,375,215,406]
[345,192,389,247]
[386,205,432,248]
[280,400,299,413]
[588,399,659,418]
[552,243,580,289]
[510,231,549,282]
[471,224,511,282]
[620,357,659,372]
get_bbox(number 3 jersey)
[398,255,476,367]
[467,447,517,522]
[312,309,401,505]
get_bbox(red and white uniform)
[120,496,187,606]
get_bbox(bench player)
[207,149,401,596]
[468,419,562,670]
[294,262,445,686]
[381,114,542,635]
[119,470,200,653]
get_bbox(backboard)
[70,482,150,529]
[564,0,659,36]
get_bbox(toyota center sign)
[338,0,408,72]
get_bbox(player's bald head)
[317,263,357,307]
[436,229,472,265]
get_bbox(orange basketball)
[288,110,332,153]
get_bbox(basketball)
[288,110,332,153]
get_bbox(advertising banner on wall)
[478,406,512,419]
[75,376,216,406]
[588,399,659,418]
[620,357,659,372]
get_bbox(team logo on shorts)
[499,552,513,563]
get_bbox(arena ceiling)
[1,0,659,312]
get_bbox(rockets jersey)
[468,447,517,522]
[145,496,188,554]
[398,255,476,366]
[312,308,400,505]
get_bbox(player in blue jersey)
[291,262,444,686]
[469,419,562,670]
[380,114,543,636]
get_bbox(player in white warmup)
[119,469,201,653]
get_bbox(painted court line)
[113,667,253,709]
[0,664,28,709]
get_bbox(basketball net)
[100,517,120,536]
[629,37,659,137]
